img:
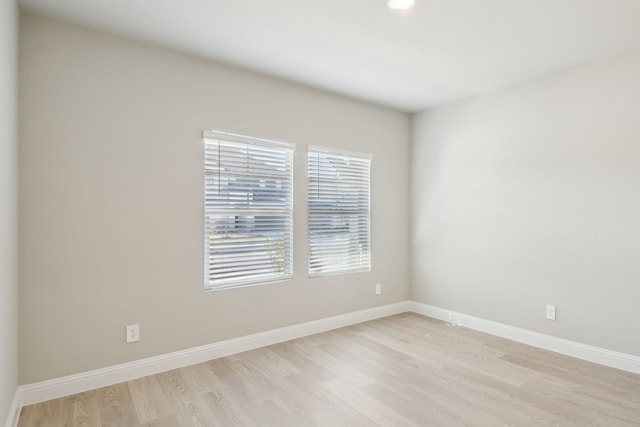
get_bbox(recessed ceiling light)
[387,0,415,11]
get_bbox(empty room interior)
[2,0,640,426]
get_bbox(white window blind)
[308,146,372,276]
[204,130,294,290]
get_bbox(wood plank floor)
[18,313,640,426]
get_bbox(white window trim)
[307,145,372,277]
[203,130,294,291]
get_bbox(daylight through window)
[308,146,372,276]
[204,130,294,290]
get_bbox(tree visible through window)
[204,130,293,290]
[308,146,372,276]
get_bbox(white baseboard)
[4,390,20,427]
[18,301,410,407]
[409,301,640,375]
[11,299,640,423]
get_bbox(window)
[204,130,294,290]
[308,146,372,276]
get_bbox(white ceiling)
[18,0,640,112]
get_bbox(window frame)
[203,130,294,291]
[307,145,372,277]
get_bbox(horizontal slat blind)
[308,146,372,276]
[204,130,293,290]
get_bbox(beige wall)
[0,0,19,422]
[412,49,640,356]
[18,13,411,384]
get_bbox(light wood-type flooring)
[18,313,640,426]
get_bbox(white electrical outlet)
[126,324,140,343]
[546,305,556,321]
[375,283,382,295]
